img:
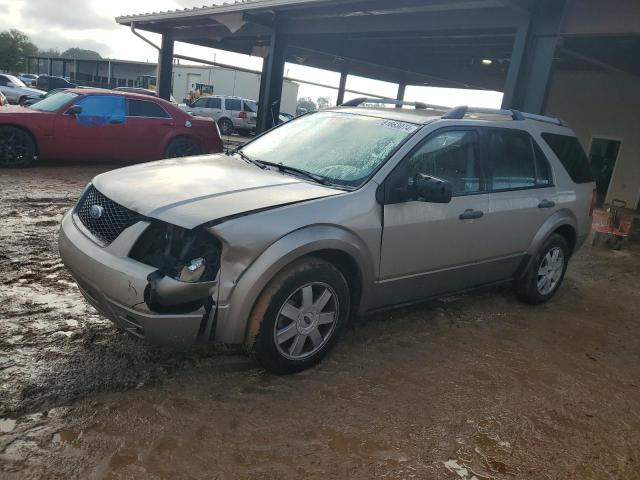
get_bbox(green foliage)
[316,96,331,109]
[0,29,37,73]
[297,96,317,112]
[61,48,102,60]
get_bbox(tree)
[61,48,102,60]
[38,48,61,58]
[297,97,317,112]
[0,29,37,73]
[317,96,331,109]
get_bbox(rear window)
[225,98,242,111]
[541,133,594,183]
[127,99,169,118]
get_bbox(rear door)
[481,128,557,258]
[121,98,174,161]
[379,127,503,306]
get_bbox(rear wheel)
[515,233,569,304]
[218,118,234,136]
[251,257,350,374]
[0,126,37,168]
[165,137,203,158]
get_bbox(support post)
[396,82,407,108]
[502,0,567,114]
[157,33,175,101]
[48,58,53,76]
[74,59,79,82]
[257,30,287,133]
[336,68,348,106]
[62,60,67,79]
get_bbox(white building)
[173,64,299,114]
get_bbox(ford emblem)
[89,204,104,220]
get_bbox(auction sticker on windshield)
[379,120,419,133]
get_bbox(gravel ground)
[1,162,640,480]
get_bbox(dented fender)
[210,224,376,345]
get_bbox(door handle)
[459,209,484,220]
[538,199,555,209]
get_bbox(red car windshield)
[30,91,78,112]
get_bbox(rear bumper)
[58,211,210,346]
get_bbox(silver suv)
[184,95,257,135]
[59,99,595,373]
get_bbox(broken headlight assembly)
[130,221,222,284]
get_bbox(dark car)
[35,75,77,92]
[0,89,223,167]
[114,87,177,103]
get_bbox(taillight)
[239,111,247,119]
[589,188,597,216]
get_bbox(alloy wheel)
[0,128,34,167]
[536,246,565,295]
[274,282,339,360]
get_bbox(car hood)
[93,154,345,229]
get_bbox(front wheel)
[165,137,203,158]
[515,233,569,304]
[0,126,37,168]
[251,257,350,374]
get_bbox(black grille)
[77,185,139,245]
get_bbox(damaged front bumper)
[58,211,218,346]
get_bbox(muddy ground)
[1,163,640,480]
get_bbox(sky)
[0,0,503,107]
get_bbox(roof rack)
[341,97,450,111]
[442,105,566,126]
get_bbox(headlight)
[130,221,221,283]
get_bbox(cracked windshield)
[241,112,418,187]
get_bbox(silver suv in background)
[0,74,45,105]
[183,95,257,135]
[59,99,596,374]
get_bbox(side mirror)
[413,174,452,203]
[66,105,82,115]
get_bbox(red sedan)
[0,89,223,167]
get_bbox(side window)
[206,98,222,109]
[127,99,170,118]
[541,133,594,183]
[0,76,8,86]
[243,100,257,112]
[533,140,553,186]
[75,95,125,126]
[406,129,484,196]
[486,129,537,190]
[193,98,207,108]
[225,98,242,111]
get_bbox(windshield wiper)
[231,149,267,169]
[258,161,330,186]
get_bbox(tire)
[218,118,234,136]
[0,126,37,168]
[164,137,203,158]
[18,96,27,107]
[251,257,351,374]
[515,233,569,304]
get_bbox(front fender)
[213,224,375,345]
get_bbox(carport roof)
[116,0,529,91]
[116,0,640,91]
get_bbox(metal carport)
[115,0,640,134]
